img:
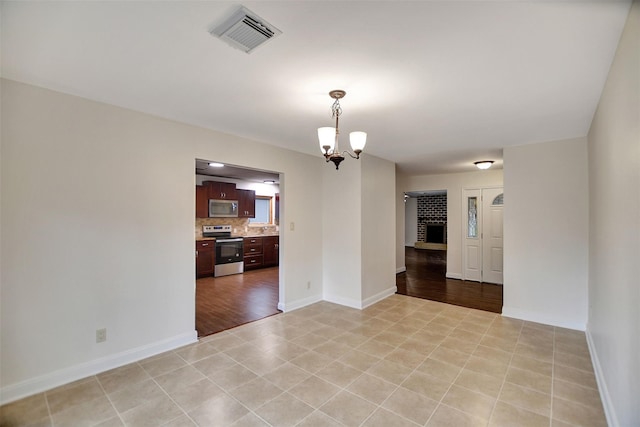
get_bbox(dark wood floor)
[196,267,280,337]
[396,247,503,313]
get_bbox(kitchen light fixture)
[318,90,366,170]
[208,162,224,168]
[263,180,276,184]
[474,160,494,170]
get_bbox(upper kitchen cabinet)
[204,181,237,200]
[237,189,256,218]
[195,185,208,218]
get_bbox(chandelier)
[317,90,367,170]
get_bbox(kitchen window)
[249,196,272,224]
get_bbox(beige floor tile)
[139,353,187,377]
[381,387,438,425]
[480,335,518,353]
[440,336,478,354]
[313,340,352,359]
[187,393,249,426]
[295,410,345,426]
[398,338,438,356]
[240,353,287,376]
[161,414,197,427]
[254,392,314,427]
[174,342,218,363]
[267,341,308,360]
[411,329,447,345]
[426,404,487,427]
[555,340,590,358]
[210,363,258,390]
[384,348,427,369]
[514,342,553,363]
[505,366,552,394]
[330,331,370,348]
[223,342,261,363]
[454,369,504,398]
[473,345,513,364]
[554,364,598,390]
[290,351,335,373]
[228,377,284,410]
[371,331,407,347]
[429,346,471,367]
[552,397,607,427]
[554,350,594,373]
[498,382,551,417]
[362,407,421,427]
[357,340,397,358]
[204,333,245,351]
[262,362,312,390]
[401,371,451,401]
[97,363,151,394]
[553,379,604,409]
[346,373,397,405]
[168,378,225,413]
[229,412,270,427]
[51,395,117,427]
[155,365,206,395]
[442,385,496,421]
[191,352,237,377]
[95,416,125,427]
[108,378,166,413]
[489,401,549,427]
[46,377,106,415]
[315,361,363,388]
[338,349,381,371]
[510,354,552,377]
[366,359,413,385]
[0,393,50,426]
[416,357,462,383]
[119,395,184,427]
[464,355,509,379]
[448,328,485,343]
[320,390,377,426]
[456,321,490,335]
[288,376,340,408]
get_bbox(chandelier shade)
[317,90,366,170]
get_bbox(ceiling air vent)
[210,6,282,53]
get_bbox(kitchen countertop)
[196,234,279,242]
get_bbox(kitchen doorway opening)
[194,159,282,337]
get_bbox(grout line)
[93,373,128,427]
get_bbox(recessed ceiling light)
[263,180,276,184]
[474,160,494,170]
[208,162,224,168]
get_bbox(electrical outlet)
[290,222,295,231]
[307,281,311,289]
[96,328,107,343]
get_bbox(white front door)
[482,188,504,284]
[462,187,504,284]
[463,189,482,282]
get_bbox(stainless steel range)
[203,225,244,277]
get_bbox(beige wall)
[586,1,639,425]
[503,137,589,330]
[0,79,327,401]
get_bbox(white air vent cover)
[210,6,282,53]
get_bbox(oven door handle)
[215,238,244,243]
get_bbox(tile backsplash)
[195,217,278,239]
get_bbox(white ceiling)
[1,1,631,175]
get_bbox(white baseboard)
[362,286,398,309]
[586,327,619,427]
[501,307,586,331]
[278,294,322,312]
[446,272,462,280]
[396,266,406,274]
[323,293,362,309]
[0,330,197,405]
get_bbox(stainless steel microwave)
[209,199,238,217]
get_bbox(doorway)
[463,187,504,284]
[195,159,282,337]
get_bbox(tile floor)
[0,295,607,426]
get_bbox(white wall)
[404,197,417,247]
[503,137,589,330]
[0,79,324,402]
[398,170,503,279]
[586,2,639,425]
[361,155,396,306]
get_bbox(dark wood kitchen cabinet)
[196,241,215,278]
[203,181,237,200]
[243,237,263,270]
[237,189,256,218]
[263,236,279,267]
[195,185,209,218]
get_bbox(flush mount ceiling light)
[263,180,276,184]
[474,160,494,170]
[208,162,224,168]
[318,90,367,170]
